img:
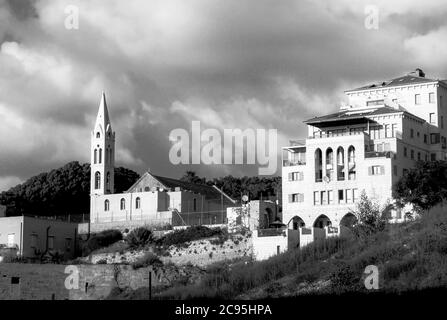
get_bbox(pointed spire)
[95,91,112,133]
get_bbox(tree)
[180,171,206,184]
[350,191,388,237]
[393,161,447,212]
[0,162,140,218]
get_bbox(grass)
[154,209,447,299]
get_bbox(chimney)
[408,68,425,78]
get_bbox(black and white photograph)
[0,0,446,316]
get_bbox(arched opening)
[340,213,357,228]
[315,148,322,182]
[326,148,334,181]
[136,197,141,209]
[120,198,126,210]
[337,147,345,181]
[99,148,102,164]
[95,172,101,189]
[104,200,110,211]
[96,132,100,138]
[106,172,111,192]
[348,146,356,180]
[289,216,305,230]
[313,214,332,228]
[94,149,97,164]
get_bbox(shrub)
[126,227,154,248]
[96,258,108,264]
[83,229,123,256]
[329,260,362,293]
[131,252,162,269]
[159,226,225,247]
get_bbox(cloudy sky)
[1,0,447,191]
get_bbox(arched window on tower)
[96,132,100,138]
[94,149,97,164]
[104,200,110,211]
[120,198,126,210]
[136,197,141,209]
[99,148,102,164]
[106,172,111,192]
[95,172,101,189]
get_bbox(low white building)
[282,68,447,242]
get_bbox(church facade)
[89,93,235,228]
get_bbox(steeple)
[91,92,115,197]
[94,91,112,135]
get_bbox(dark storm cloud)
[1,0,447,190]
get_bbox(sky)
[1,0,447,191]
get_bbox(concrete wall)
[252,229,288,261]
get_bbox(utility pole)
[148,266,153,300]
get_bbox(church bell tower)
[91,92,115,196]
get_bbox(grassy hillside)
[111,209,447,300]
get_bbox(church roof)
[94,92,112,133]
[126,172,235,203]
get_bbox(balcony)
[283,160,306,167]
[309,131,365,139]
[365,151,394,158]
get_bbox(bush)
[126,227,154,248]
[131,252,162,269]
[83,229,123,256]
[329,261,362,293]
[159,226,225,247]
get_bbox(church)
[89,93,236,230]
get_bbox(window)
[417,152,421,161]
[290,193,304,203]
[431,153,437,161]
[314,191,320,205]
[346,189,353,203]
[99,148,102,164]
[136,197,141,209]
[95,172,101,189]
[348,146,355,163]
[96,132,100,138]
[385,125,392,138]
[193,198,197,211]
[120,198,126,210]
[424,134,428,144]
[338,190,345,204]
[94,149,97,164]
[429,92,435,104]
[353,189,359,202]
[404,147,407,157]
[106,172,111,192]
[415,94,421,105]
[429,113,436,124]
[321,191,328,205]
[431,133,440,144]
[367,99,384,106]
[48,236,54,250]
[328,190,334,204]
[411,150,414,160]
[410,129,414,138]
[369,165,384,175]
[65,238,72,252]
[30,234,38,249]
[104,200,110,211]
[289,172,303,181]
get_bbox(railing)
[257,228,286,237]
[283,160,306,166]
[364,151,394,158]
[309,131,366,139]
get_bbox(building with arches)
[282,69,447,243]
[89,93,235,231]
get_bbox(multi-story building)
[282,69,447,235]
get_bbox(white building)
[89,93,235,232]
[282,69,447,239]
